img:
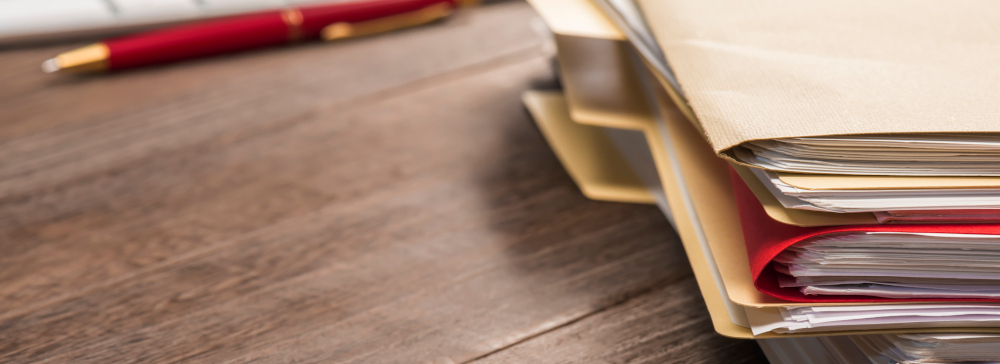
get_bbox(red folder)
[730,167,1000,303]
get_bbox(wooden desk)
[0,2,767,363]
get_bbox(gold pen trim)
[321,2,454,41]
[43,43,110,73]
[281,8,305,42]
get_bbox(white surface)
[0,0,117,37]
[201,0,286,14]
[0,0,336,44]
[113,0,202,20]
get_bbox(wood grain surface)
[0,2,768,363]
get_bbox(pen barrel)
[105,0,457,70]
[297,0,457,34]
[106,12,291,70]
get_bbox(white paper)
[752,167,1000,213]
[750,304,1000,334]
[775,232,1000,299]
[737,134,1000,176]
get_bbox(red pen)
[43,0,474,73]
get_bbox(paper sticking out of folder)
[736,135,1000,177]
[748,304,1000,335]
[524,0,1000,361]
[775,232,1000,299]
[593,0,1000,226]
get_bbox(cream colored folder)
[528,0,651,131]
[522,88,1000,339]
[524,90,760,338]
[525,0,1000,338]
[607,0,1000,194]
[635,0,1000,163]
[521,92,654,205]
[529,0,876,227]
[537,0,1000,224]
[524,91,1000,339]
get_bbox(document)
[736,134,1000,176]
[856,333,1000,363]
[753,167,1000,213]
[748,304,1000,334]
[775,232,1000,299]
[731,172,1000,303]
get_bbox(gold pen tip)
[41,58,60,73]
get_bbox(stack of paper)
[776,232,1000,299]
[735,135,1000,177]
[749,167,1000,214]
[850,333,1000,363]
[762,333,1000,363]
[523,0,1000,362]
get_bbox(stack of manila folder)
[523,0,1000,362]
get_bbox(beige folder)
[522,88,1000,338]
[633,0,1000,190]
[529,0,878,227]
[635,0,1000,157]
[521,91,654,204]
[526,0,1000,338]
[528,0,651,130]
[524,89,762,338]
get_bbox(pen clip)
[321,2,454,41]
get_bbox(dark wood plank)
[471,277,769,364]
[0,1,541,312]
[0,57,692,363]
[0,2,539,200]
[0,2,765,363]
